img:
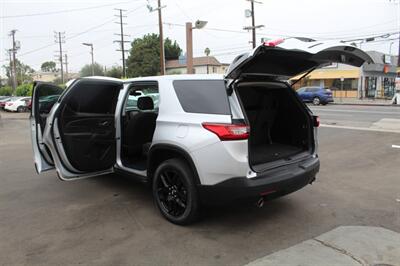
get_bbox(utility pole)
[157,0,165,75]
[244,0,264,48]
[186,20,208,74]
[250,1,256,48]
[9,30,18,91]
[397,0,400,66]
[186,22,194,74]
[82,43,94,76]
[64,54,68,81]
[7,49,14,88]
[114,9,130,78]
[54,31,65,83]
[147,1,166,75]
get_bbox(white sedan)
[4,97,30,112]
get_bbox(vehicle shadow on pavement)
[90,173,297,228]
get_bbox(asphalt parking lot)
[0,107,399,265]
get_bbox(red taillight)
[202,123,249,141]
[6,102,13,106]
[263,38,284,47]
[313,116,320,127]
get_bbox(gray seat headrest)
[137,96,154,110]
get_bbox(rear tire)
[17,106,24,112]
[152,158,199,225]
[312,97,321,105]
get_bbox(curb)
[331,102,400,107]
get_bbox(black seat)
[124,96,157,157]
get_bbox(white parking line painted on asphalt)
[320,124,400,133]
[392,145,400,149]
[317,113,353,117]
[311,108,400,115]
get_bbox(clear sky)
[0,0,399,75]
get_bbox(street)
[0,105,399,265]
[310,104,400,129]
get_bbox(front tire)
[152,159,199,225]
[312,97,321,105]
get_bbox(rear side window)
[65,80,121,114]
[173,80,230,115]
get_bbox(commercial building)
[293,51,398,99]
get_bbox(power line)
[266,19,398,36]
[17,43,55,57]
[12,5,145,60]
[0,1,137,19]
[66,17,116,41]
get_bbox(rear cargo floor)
[251,143,303,165]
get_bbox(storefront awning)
[292,69,360,80]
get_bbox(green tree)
[79,62,104,77]
[40,61,57,72]
[0,86,13,96]
[164,38,182,60]
[126,34,182,77]
[105,65,123,78]
[15,83,33,96]
[2,59,34,86]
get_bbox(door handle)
[98,121,110,127]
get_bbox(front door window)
[365,77,377,98]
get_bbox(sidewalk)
[332,97,398,106]
[245,226,400,266]
[247,226,400,266]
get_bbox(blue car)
[296,86,334,105]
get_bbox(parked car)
[26,98,32,110]
[4,97,30,112]
[0,97,12,110]
[30,41,371,224]
[297,86,334,105]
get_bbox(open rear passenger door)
[31,78,123,180]
[31,82,64,173]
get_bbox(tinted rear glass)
[173,80,230,115]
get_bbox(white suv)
[30,41,371,224]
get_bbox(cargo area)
[236,82,313,171]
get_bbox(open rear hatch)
[226,39,372,80]
[226,40,372,172]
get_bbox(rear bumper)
[198,156,319,205]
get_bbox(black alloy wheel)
[153,159,199,225]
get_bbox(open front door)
[38,78,123,180]
[31,82,64,173]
